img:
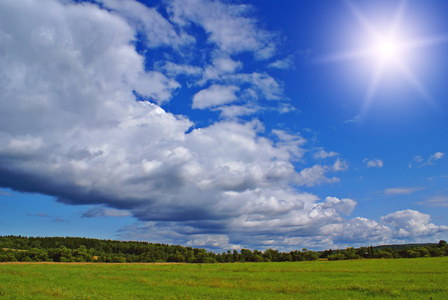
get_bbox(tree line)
[0,235,447,263]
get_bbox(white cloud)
[271,129,306,159]
[295,165,340,187]
[152,0,287,116]
[167,0,276,58]
[158,62,202,77]
[321,217,392,246]
[214,105,259,119]
[322,197,356,216]
[294,157,347,187]
[276,103,297,114]
[431,152,445,161]
[344,115,361,124]
[268,55,294,70]
[192,85,239,109]
[185,234,241,250]
[247,72,283,100]
[332,158,348,172]
[409,152,445,168]
[99,0,193,48]
[200,56,242,83]
[383,187,423,195]
[320,209,448,247]
[199,71,284,105]
[364,158,383,168]
[409,155,424,168]
[417,196,448,207]
[314,149,339,159]
[381,209,448,238]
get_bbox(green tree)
[48,246,73,262]
[73,245,94,262]
[344,247,360,260]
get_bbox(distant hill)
[372,243,436,251]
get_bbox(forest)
[0,235,447,263]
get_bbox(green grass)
[0,257,447,299]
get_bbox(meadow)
[0,257,447,299]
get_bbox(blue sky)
[0,0,447,251]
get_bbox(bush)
[327,253,345,261]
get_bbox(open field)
[0,257,447,299]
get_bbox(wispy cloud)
[344,115,361,124]
[82,207,132,218]
[157,62,202,77]
[268,55,295,70]
[383,187,423,195]
[167,0,277,58]
[416,196,448,207]
[53,218,69,223]
[0,190,13,197]
[409,152,445,168]
[27,212,51,218]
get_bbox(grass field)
[0,257,447,299]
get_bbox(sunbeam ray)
[317,0,448,116]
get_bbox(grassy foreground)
[0,257,447,299]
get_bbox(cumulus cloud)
[185,235,242,251]
[321,217,392,246]
[320,209,448,248]
[295,165,340,187]
[99,0,194,48]
[364,158,383,168]
[381,210,448,238]
[271,129,307,159]
[294,158,347,187]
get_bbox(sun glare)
[316,0,448,114]
[375,37,400,62]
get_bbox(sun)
[316,0,448,115]
[375,37,400,62]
